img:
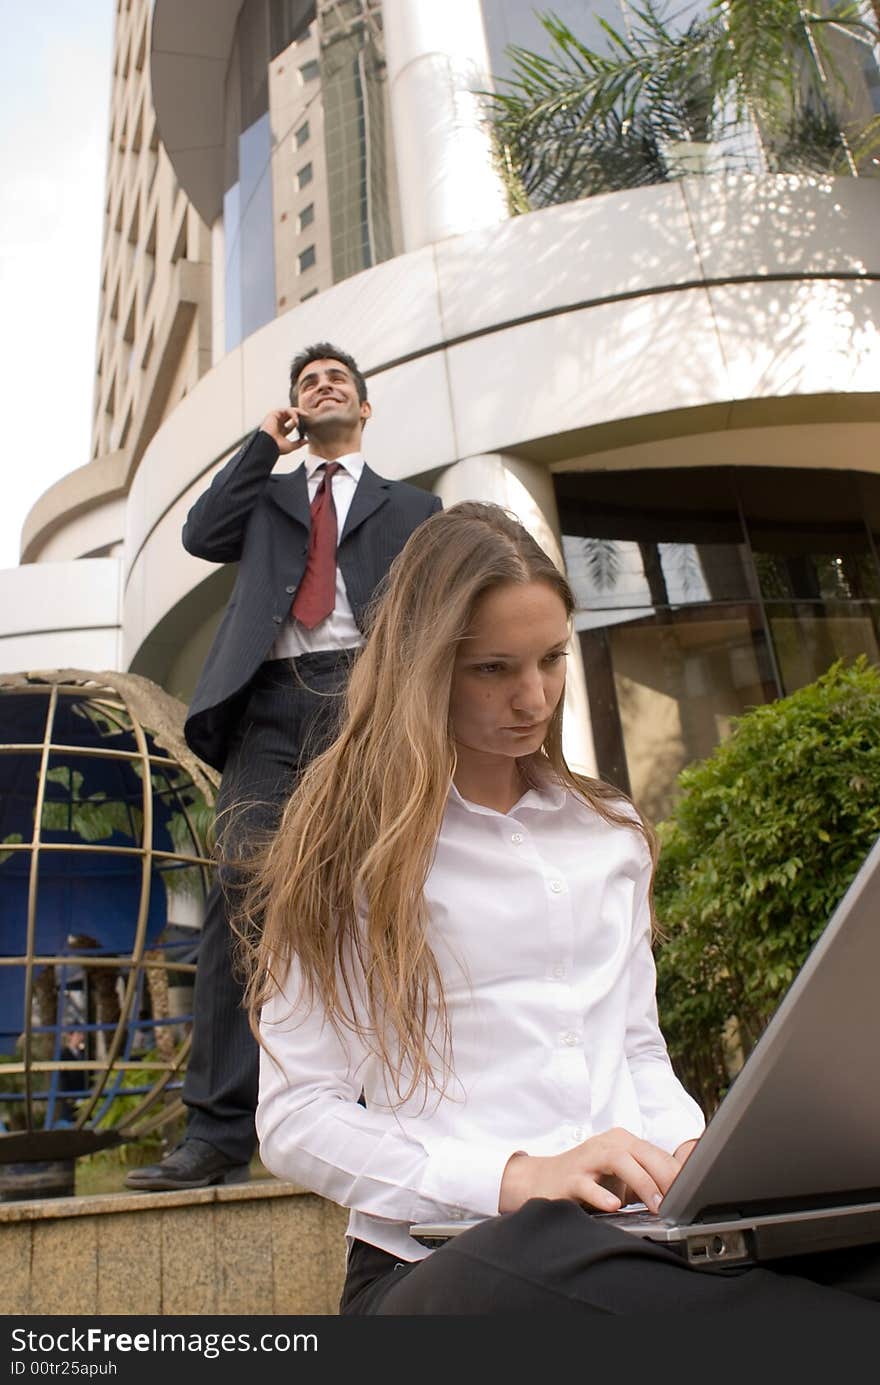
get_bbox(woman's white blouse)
[257,780,706,1262]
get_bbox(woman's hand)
[498,1127,685,1214]
[673,1138,699,1167]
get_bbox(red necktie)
[291,461,342,629]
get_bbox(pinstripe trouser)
[182,650,356,1163]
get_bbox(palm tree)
[487,1,880,210]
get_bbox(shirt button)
[552,964,565,979]
[573,1126,585,1141]
[511,832,523,844]
[285,584,296,594]
[562,1031,579,1047]
[549,880,563,894]
[272,614,282,623]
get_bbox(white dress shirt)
[270,451,365,660]
[257,776,706,1263]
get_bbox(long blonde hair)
[241,501,655,1100]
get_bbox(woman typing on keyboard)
[239,502,878,1319]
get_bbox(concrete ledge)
[20,452,128,565]
[2,1179,349,1316]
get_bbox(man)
[127,343,441,1191]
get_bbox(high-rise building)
[90,2,213,478]
[5,0,880,821]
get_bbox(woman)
[243,502,878,1318]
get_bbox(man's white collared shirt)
[257,778,706,1262]
[270,451,365,659]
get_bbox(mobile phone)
[295,412,309,441]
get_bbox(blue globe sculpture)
[0,669,218,1190]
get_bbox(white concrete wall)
[118,175,880,674]
[0,559,122,674]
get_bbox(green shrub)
[653,656,880,1115]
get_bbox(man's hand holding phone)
[260,407,309,455]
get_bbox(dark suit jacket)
[182,427,442,770]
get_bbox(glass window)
[224,113,277,352]
[742,467,880,695]
[858,473,880,586]
[557,467,755,626]
[299,59,320,83]
[297,162,313,189]
[240,113,276,342]
[580,609,775,823]
[298,202,314,231]
[295,120,310,147]
[557,466,880,820]
[767,603,880,698]
[298,244,316,272]
[740,469,880,605]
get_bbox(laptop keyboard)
[594,1204,661,1228]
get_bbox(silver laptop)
[411,834,880,1269]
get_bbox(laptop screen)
[659,835,880,1225]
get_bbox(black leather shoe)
[124,1138,250,1191]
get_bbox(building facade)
[4,0,880,823]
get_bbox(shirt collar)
[304,451,364,482]
[448,769,567,818]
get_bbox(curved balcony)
[119,173,880,678]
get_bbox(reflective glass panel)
[558,467,754,622]
[600,609,774,823]
[740,468,880,603]
[239,113,277,342]
[767,602,880,697]
[560,467,880,817]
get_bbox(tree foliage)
[652,656,880,1115]
[487,1,880,209]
